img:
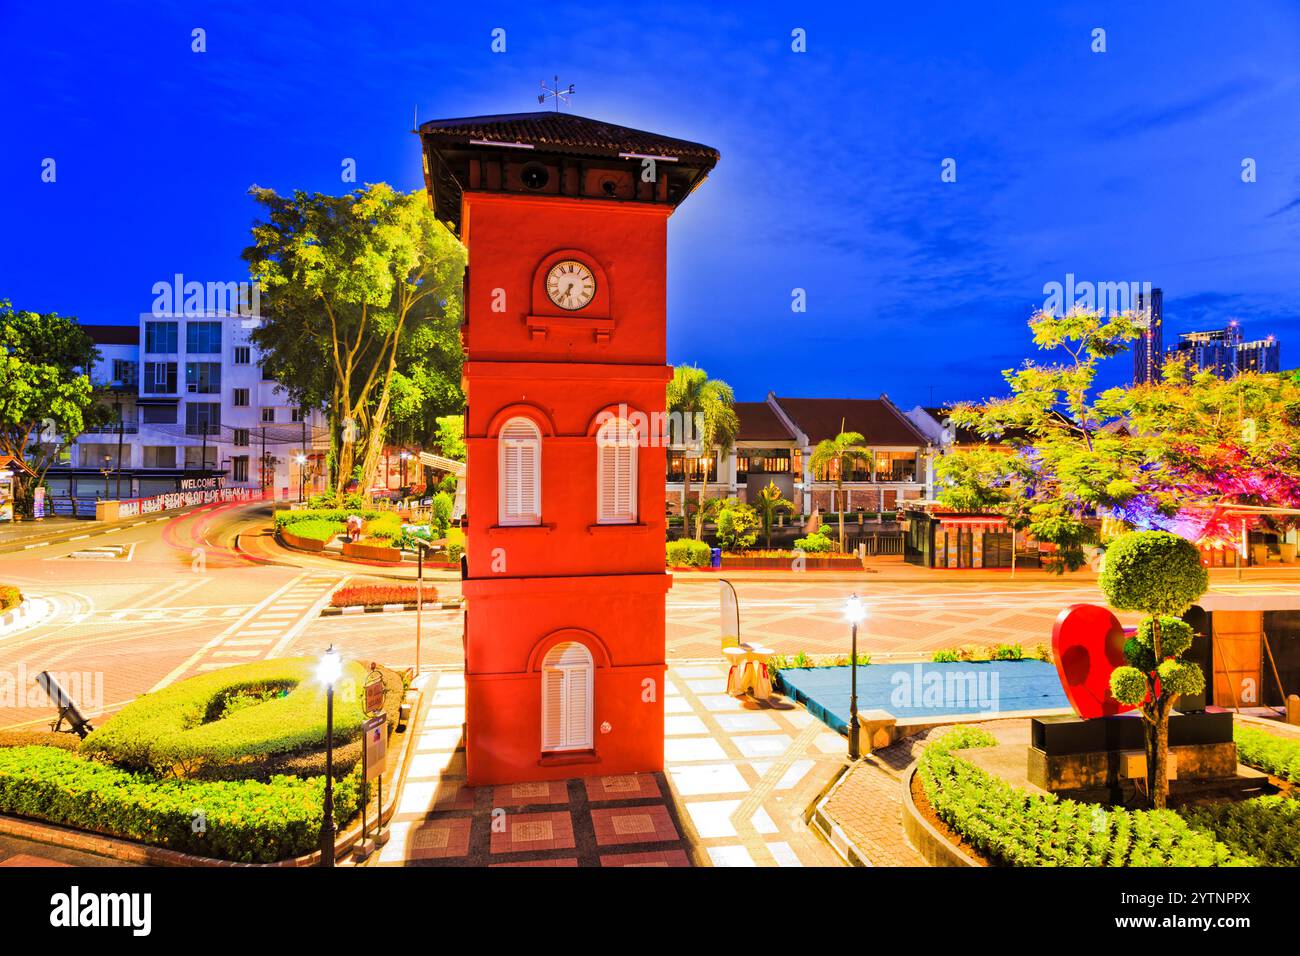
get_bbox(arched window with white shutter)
[596,417,637,524]
[498,416,541,526]
[541,642,594,752]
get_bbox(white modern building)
[44,313,328,504]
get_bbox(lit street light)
[295,452,307,503]
[844,593,867,760]
[317,645,343,867]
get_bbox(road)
[3,501,1298,729]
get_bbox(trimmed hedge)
[666,539,712,567]
[917,727,1245,866]
[1235,726,1300,782]
[362,512,403,543]
[0,730,80,751]
[1181,796,1300,867]
[283,517,344,543]
[273,508,381,530]
[0,746,360,863]
[81,658,370,776]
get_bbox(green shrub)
[0,746,361,863]
[932,648,960,663]
[81,658,370,776]
[431,491,454,537]
[794,531,833,553]
[282,517,344,543]
[991,643,1024,661]
[274,508,380,530]
[1181,795,1300,866]
[666,539,712,567]
[0,729,80,751]
[716,502,760,551]
[1101,531,1208,616]
[917,728,1244,866]
[362,511,403,543]
[1234,726,1300,782]
[0,586,21,612]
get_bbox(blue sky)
[3,1,1299,407]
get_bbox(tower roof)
[416,111,719,233]
[417,111,719,164]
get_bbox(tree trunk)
[1152,711,1170,810]
[837,480,845,552]
[695,455,710,540]
[680,467,692,541]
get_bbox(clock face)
[545,259,596,311]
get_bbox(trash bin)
[710,548,722,568]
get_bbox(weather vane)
[538,76,575,112]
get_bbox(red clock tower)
[418,112,718,785]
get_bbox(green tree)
[809,424,870,552]
[753,480,793,548]
[1101,531,1209,809]
[0,302,105,513]
[715,500,760,551]
[434,414,466,460]
[665,365,738,540]
[243,184,465,496]
[942,307,1146,572]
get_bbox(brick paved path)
[819,718,1027,866]
[377,664,845,867]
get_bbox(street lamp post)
[844,593,866,760]
[399,450,409,491]
[295,453,307,503]
[317,645,342,867]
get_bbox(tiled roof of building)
[417,111,720,164]
[734,401,793,442]
[774,397,927,446]
[83,324,139,346]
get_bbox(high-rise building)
[1168,323,1243,379]
[1237,336,1280,374]
[1132,287,1164,384]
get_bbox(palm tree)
[666,365,738,540]
[809,422,871,552]
[754,480,794,548]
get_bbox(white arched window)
[541,642,593,752]
[596,417,637,524]
[498,416,541,526]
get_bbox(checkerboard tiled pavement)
[375,663,846,867]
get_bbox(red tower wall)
[460,192,674,785]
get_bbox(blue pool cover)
[777,661,1071,732]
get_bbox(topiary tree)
[1100,530,1208,809]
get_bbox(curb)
[898,761,982,867]
[0,599,30,631]
[807,761,871,866]
[0,681,426,867]
[321,601,462,616]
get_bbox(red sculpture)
[1051,604,1138,719]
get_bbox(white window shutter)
[541,669,566,751]
[540,642,594,752]
[499,417,541,526]
[597,419,638,524]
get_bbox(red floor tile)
[405,817,472,860]
[599,849,691,867]
[590,805,679,846]
[584,773,663,802]
[489,811,576,854]
[490,858,580,867]
[492,779,569,808]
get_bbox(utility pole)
[114,395,124,499]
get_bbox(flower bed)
[722,551,863,570]
[342,540,403,562]
[0,586,21,613]
[916,727,1246,866]
[1180,795,1300,866]
[329,584,439,608]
